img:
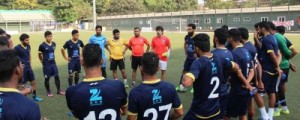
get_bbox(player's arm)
[247,67,255,84]
[105,44,111,55]
[253,31,262,49]
[263,39,281,73]
[231,62,252,89]
[38,45,43,62]
[144,38,150,52]
[127,91,138,120]
[183,61,200,87]
[171,108,184,120]
[276,35,292,59]
[61,48,69,61]
[290,46,297,59]
[255,61,264,89]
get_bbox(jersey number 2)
[208,77,220,99]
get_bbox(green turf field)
[10,31,300,120]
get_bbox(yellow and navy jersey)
[184,35,196,60]
[230,46,253,95]
[38,42,56,64]
[259,34,279,73]
[186,55,233,118]
[211,48,233,96]
[128,80,182,120]
[63,39,84,58]
[0,88,41,120]
[14,44,31,68]
[66,77,127,120]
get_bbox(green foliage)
[106,0,145,15]
[175,0,198,11]
[73,0,92,22]
[53,0,77,23]
[0,0,38,9]
[37,0,58,9]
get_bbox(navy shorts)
[183,59,194,71]
[22,68,35,83]
[262,71,279,93]
[43,64,59,79]
[220,94,228,118]
[110,59,125,70]
[68,58,81,74]
[226,92,251,117]
[183,110,219,120]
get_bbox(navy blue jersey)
[128,80,182,120]
[0,88,41,120]
[187,55,233,118]
[38,42,56,64]
[66,77,127,120]
[244,41,257,62]
[14,44,31,69]
[211,48,233,96]
[230,46,253,95]
[63,40,84,58]
[185,35,196,60]
[259,34,279,73]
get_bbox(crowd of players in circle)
[0,21,297,120]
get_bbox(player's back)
[128,80,181,120]
[189,55,228,117]
[0,90,41,120]
[66,78,127,120]
[259,34,278,72]
[211,48,233,96]
[244,41,257,62]
[230,47,252,94]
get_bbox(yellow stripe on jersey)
[122,102,128,107]
[128,111,137,115]
[231,61,235,69]
[185,73,195,82]
[289,45,294,49]
[174,104,183,110]
[196,110,220,119]
[0,87,20,93]
[263,71,278,76]
[83,77,105,82]
[267,50,274,53]
[143,79,161,84]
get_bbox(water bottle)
[249,87,258,96]
[281,73,286,80]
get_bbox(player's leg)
[53,64,65,95]
[101,67,107,78]
[43,66,52,96]
[247,98,255,120]
[279,68,289,114]
[254,93,269,120]
[131,56,138,87]
[110,59,118,80]
[68,60,75,86]
[266,74,278,120]
[119,59,128,88]
[159,60,167,80]
[74,58,81,84]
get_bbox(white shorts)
[159,60,167,70]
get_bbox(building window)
[193,19,199,24]
[139,20,143,25]
[261,17,268,22]
[217,18,223,24]
[243,17,251,21]
[182,19,187,24]
[205,18,211,24]
[233,18,240,22]
[278,16,286,21]
[146,20,151,24]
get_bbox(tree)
[37,0,58,9]
[175,0,198,11]
[73,0,92,23]
[53,0,77,24]
[144,0,176,12]
[13,0,38,9]
[205,0,234,9]
[106,0,145,15]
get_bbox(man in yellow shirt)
[106,29,129,88]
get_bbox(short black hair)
[141,52,159,76]
[44,31,52,37]
[0,49,20,82]
[187,23,196,29]
[155,26,164,31]
[268,21,276,30]
[0,36,8,47]
[113,29,120,35]
[275,26,285,35]
[0,28,5,35]
[254,23,259,29]
[238,27,249,40]
[221,25,229,31]
[95,25,102,30]
[6,34,11,39]
[193,33,210,52]
[134,27,140,31]
[228,28,241,42]
[214,28,228,45]
[72,30,79,35]
[19,33,29,41]
[258,21,270,31]
[83,44,102,68]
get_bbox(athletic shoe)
[33,96,43,102]
[131,82,136,87]
[57,90,65,95]
[273,110,280,117]
[190,88,194,93]
[124,82,129,88]
[281,109,290,115]
[47,92,53,97]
